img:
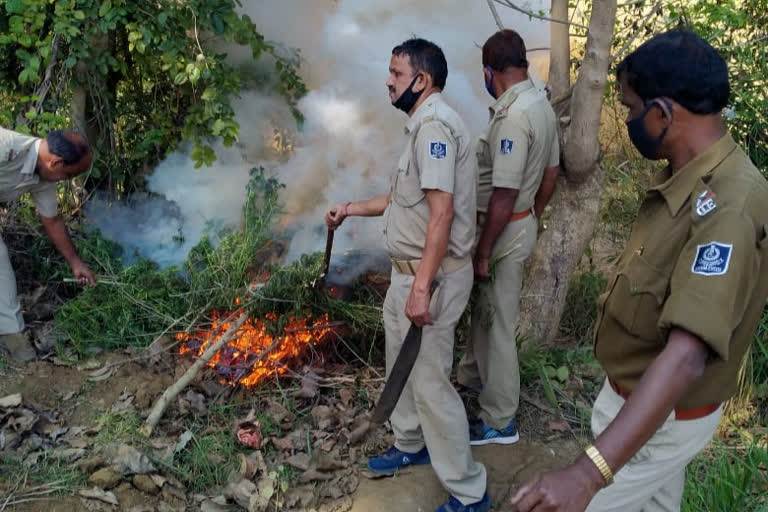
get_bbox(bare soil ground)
[0,350,585,512]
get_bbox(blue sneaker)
[435,492,491,512]
[469,418,519,446]
[367,445,430,474]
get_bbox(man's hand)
[70,259,96,286]
[473,253,491,281]
[405,283,433,326]
[325,203,349,230]
[511,462,602,512]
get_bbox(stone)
[88,467,122,490]
[132,474,159,495]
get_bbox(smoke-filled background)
[86,0,550,269]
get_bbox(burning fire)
[177,310,333,387]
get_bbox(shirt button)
[630,286,638,294]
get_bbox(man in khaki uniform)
[0,127,95,361]
[513,30,768,512]
[457,30,560,445]
[326,39,489,512]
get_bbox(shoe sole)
[470,433,520,446]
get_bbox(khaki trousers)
[586,379,722,512]
[457,215,537,429]
[0,234,24,335]
[384,262,487,504]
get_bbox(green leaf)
[6,0,25,14]
[556,366,570,383]
[211,13,224,34]
[201,88,216,101]
[73,10,86,20]
[173,72,188,85]
[99,0,112,18]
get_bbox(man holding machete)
[326,38,489,512]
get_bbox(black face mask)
[392,74,423,113]
[626,101,669,160]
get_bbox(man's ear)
[48,155,65,171]
[414,72,429,93]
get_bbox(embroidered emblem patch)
[692,242,732,276]
[500,138,514,154]
[695,190,717,217]
[429,141,447,160]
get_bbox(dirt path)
[351,439,580,512]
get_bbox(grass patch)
[0,451,87,493]
[94,411,145,446]
[559,259,607,344]
[682,442,768,512]
[168,428,248,494]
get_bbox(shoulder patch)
[500,138,514,155]
[695,190,717,217]
[429,141,447,160]
[692,242,732,276]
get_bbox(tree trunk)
[548,0,570,114]
[518,0,617,346]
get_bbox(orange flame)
[177,310,332,387]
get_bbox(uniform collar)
[489,78,534,118]
[405,92,442,134]
[650,133,737,216]
[21,139,42,176]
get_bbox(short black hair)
[46,130,91,166]
[392,38,448,90]
[482,29,528,71]
[617,29,729,114]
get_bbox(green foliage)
[682,442,768,512]
[667,0,768,171]
[55,168,283,352]
[0,0,307,191]
[606,0,768,171]
[54,170,383,356]
[559,255,608,343]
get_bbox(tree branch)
[493,0,589,30]
[486,0,505,30]
[611,0,662,63]
[141,311,248,436]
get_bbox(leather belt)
[609,379,720,421]
[476,209,531,226]
[390,256,470,276]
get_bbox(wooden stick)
[141,311,248,436]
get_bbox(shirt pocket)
[393,151,425,208]
[606,253,669,341]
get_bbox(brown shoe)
[0,332,37,362]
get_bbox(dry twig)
[141,310,248,436]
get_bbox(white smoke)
[87,0,551,270]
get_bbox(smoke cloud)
[87,0,551,272]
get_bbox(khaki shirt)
[383,93,476,261]
[0,127,58,218]
[595,133,768,408]
[476,78,559,214]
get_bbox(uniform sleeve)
[548,129,560,168]
[490,116,529,190]
[30,182,59,218]
[414,120,456,194]
[658,209,760,361]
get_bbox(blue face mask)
[484,66,496,99]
